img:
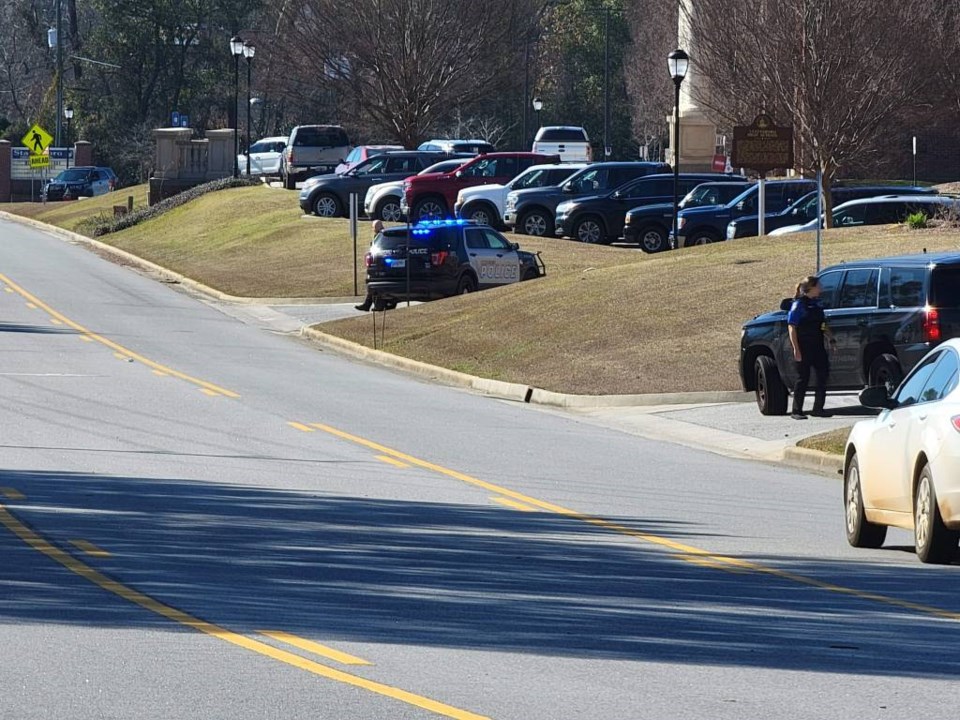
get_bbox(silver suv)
[281,125,352,189]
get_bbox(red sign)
[712,154,727,172]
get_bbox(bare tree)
[689,0,937,223]
[623,0,676,160]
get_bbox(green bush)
[906,211,928,229]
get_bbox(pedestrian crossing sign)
[22,124,53,156]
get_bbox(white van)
[532,126,592,163]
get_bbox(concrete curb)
[782,446,844,478]
[2,209,755,409]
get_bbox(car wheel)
[520,210,553,237]
[522,268,539,282]
[868,353,903,396]
[414,198,447,222]
[313,193,341,218]
[282,168,296,190]
[457,274,477,295]
[914,463,959,564]
[755,355,789,415]
[375,197,403,223]
[574,216,606,244]
[844,453,887,548]
[465,204,495,227]
[638,226,669,253]
[689,229,720,246]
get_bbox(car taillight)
[923,307,941,343]
[587,146,593,161]
[431,250,449,266]
[364,252,374,267]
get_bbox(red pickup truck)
[400,152,559,222]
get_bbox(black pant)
[793,341,829,413]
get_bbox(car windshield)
[351,157,390,175]
[566,167,606,193]
[460,158,499,178]
[683,184,739,208]
[421,160,465,175]
[510,168,548,190]
[249,141,282,154]
[54,169,91,182]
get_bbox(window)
[919,351,960,403]
[464,228,488,249]
[354,157,389,175]
[932,267,960,308]
[537,128,588,142]
[867,202,909,224]
[569,168,607,193]
[461,158,501,178]
[386,157,417,174]
[883,267,926,308]
[780,183,816,208]
[293,127,346,147]
[833,204,867,227]
[895,351,942,407]
[816,270,843,309]
[611,167,647,187]
[837,268,879,309]
[482,229,512,250]
[498,157,520,177]
[547,169,576,185]
[344,147,361,163]
[511,169,543,190]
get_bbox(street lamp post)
[229,35,244,179]
[532,97,543,133]
[64,106,74,168]
[667,48,689,250]
[243,41,256,178]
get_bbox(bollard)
[127,195,134,212]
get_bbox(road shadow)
[0,322,76,335]
[1,468,959,679]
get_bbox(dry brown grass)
[797,427,851,456]
[6,185,151,233]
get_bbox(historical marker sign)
[731,114,793,174]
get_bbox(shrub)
[906,211,928,229]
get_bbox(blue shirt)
[788,296,826,338]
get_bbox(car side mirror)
[859,385,898,410]
[455,170,463,178]
[510,242,520,251]
[612,191,622,200]
[562,183,573,193]
[737,201,745,211]
[779,298,793,311]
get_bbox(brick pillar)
[0,140,10,203]
[74,140,93,167]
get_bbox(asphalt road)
[1,215,959,720]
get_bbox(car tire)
[519,209,554,237]
[375,197,403,223]
[522,268,539,282]
[414,198,447,222]
[755,355,789,415]
[637,225,669,253]
[914,463,959,564]
[688,229,720,246]
[313,193,341,218]
[868,353,903,395]
[574,216,606,244]
[282,168,296,190]
[457,274,477,295]
[844,453,887,548]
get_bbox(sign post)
[732,114,794,238]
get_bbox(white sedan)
[237,136,287,179]
[844,338,960,563]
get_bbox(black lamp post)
[668,48,689,250]
[64,106,74,168]
[532,97,543,133]
[230,35,244,179]
[243,41,256,177]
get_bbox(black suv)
[625,180,751,252]
[503,162,671,237]
[365,220,544,305]
[299,151,452,217]
[726,185,936,239]
[741,252,960,415]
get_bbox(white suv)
[532,126,592,163]
[454,163,587,228]
[364,158,469,222]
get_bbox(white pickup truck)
[532,126,593,163]
[454,163,587,229]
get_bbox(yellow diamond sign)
[22,124,53,156]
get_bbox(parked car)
[454,163,587,228]
[280,125,352,189]
[364,158,470,223]
[401,152,558,222]
[740,251,960,416]
[237,136,287,179]
[364,219,545,306]
[844,338,960,563]
[42,166,118,201]
[417,139,495,155]
[674,179,816,247]
[768,195,958,236]
[335,144,403,175]
[726,185,937,239]
[625,180,752,252]
[299,151,447,217]
[555,173,746,244]
[504,162,672,238]
[532,126,592,163]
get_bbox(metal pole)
[758,174,766,237]
[522,41,530,149]
[246,58,253,177]
[671,79,681,249]
[65,118,71,168]
[815,169,823,273]
[603,6,611,158]
[406,218,411,308]
[912,136,917,186]
[233,54,240,179]
[350,193,358,296]
[55,0,63,147]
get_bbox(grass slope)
[6,184,150,233]
[797,427,851,456]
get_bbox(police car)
[364,219,545,306]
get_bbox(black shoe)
[355,303,371,312]
[791,412,808,420]
[809,409,832,418]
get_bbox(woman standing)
[787,276,836,419]
[355,219,385,312]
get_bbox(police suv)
[364,220,544,305]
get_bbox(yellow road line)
[376,455,410,469]
[491,496,536,513]
[114,352,130,361]
[4,287,12,293]
[79,335,93,342]
[259,630,372,666]
[0,488,25,500]
[201,388,219,396]
[0,505,486,719]
[287,421,316,433]
[69,539,112,558]
[0,272,239,398]
[50,318,63,325]
[307,422,960,623]
[153,370,168,377]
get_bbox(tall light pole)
[603,5,611,158]
[532,97,543,133]
[668,48,689,250]
[243,41,256,177]
[64,106,73,168]
[230,35,244,179]
[56,0,63,147]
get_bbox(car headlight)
[726,222,736,239]
[678,216,687,230]
[506,193,518,210]
[625,213,632,225]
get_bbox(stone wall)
[148,128,235,205]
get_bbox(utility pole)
[56,0,63,147]
[603,5,611,158]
